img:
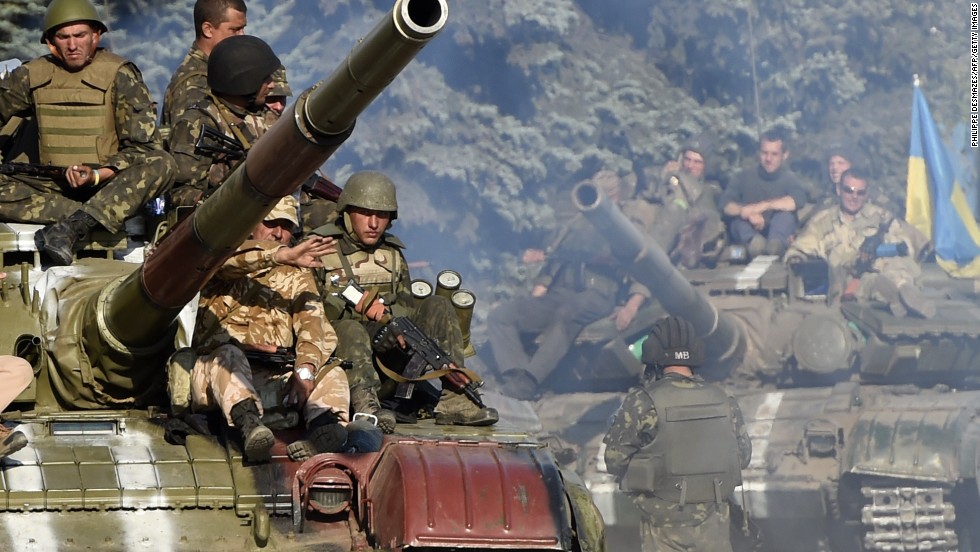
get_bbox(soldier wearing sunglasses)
[784,167,935,318]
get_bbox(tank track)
[860,486,958,551]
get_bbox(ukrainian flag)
[906,84,980,277]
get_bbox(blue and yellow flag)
[906,84,980,277]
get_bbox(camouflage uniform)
[604,372,752,552]
[785,202,930,303]
[0,50,174,232]
[160,46,208,129]
[311,220,465,408]
[630,172,725,268]
[168,94,271,206]
[487,212,650,386]
[192,240,349,429]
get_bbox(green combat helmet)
[337,171,398,220]
[41,0,108,43]
[208,35,281,97]
[641,315,705,368]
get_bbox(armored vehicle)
[0,2,605,550]
[509,180,980,551]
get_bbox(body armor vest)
[27,49,125,166]
[621,377,742,505]
[320,233,404,321]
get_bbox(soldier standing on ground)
[0,0,175,265]
[187,197,351,462]
[604,315,751,552]
[784,167,935,318]
[161,0,247,128]
[168,34,278,207]
[310,171,498,430]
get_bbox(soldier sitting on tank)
[603,315,752,552]
[784,167,935,318]
[719,128,806,257]
[0,0,175,266]
[168,34,279,208]
[488,170,651,401]
[310,171,499,429]
[631,137,726,268]
[161,0,247,128]
[184,196,353,462]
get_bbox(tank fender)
[843,400,976,483]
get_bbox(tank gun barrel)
[106,0,448,348]
[572,181,745,367]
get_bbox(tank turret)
[555,179,980,551]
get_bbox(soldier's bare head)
[681,150,705,179]
[837,168,870,216]
[758,128,790,174]
[194,0,247,53]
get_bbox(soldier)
[603,315,751,552]
[719,128,806,256]
[310,171,498,430]
[0,0,175,265]
[161,0,247,128]
[784,167,935,318]
[188,196,350,462]
[633,138,725,268]
[168,34,278,207]
[488,170,651,400]
[264,65,290,118]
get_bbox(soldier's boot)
[871,276,907,318]
[899,284,936,319]
[499,368,540,401]
[287,412,348,462]
[230,400,274,462]
[746,235,767,258]
[36,211,99,266]
[0,424,28,461]
[350,385,396,434]
[763,239,786,256]
[434,388,498,427]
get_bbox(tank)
[511,180,980,551]
[0,2,605,550]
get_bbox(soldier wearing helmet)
[0,0,175,265]
[310,171,499,431]
[604,315,751,552]
[265,65,291,117]
[167,34,280,207]
[161,0,247,128]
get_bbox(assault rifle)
[0,161,68,181]
[244,346,296,369]
[378,316,486,408]
[195,124,341,202]
[243,346,353,373]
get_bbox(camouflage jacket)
[161,46,208,129]
[0,50,165,170]
[311,220,413,321]
[194,239,338,371]
[536,212,650,301]
[785,202,930,278]
[603,372,751,524]
[168,94,271,206]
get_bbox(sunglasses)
[839,184,868,196]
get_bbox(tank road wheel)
[860,485,958,551]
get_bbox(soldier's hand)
[747,212,765,230]
[65,165,94,189]
[661,160,681,177]
[530,284,548,297]
[274,236,337,268]
[522,248,546,264]
[284,364,315,408]
[613,302,640,331]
